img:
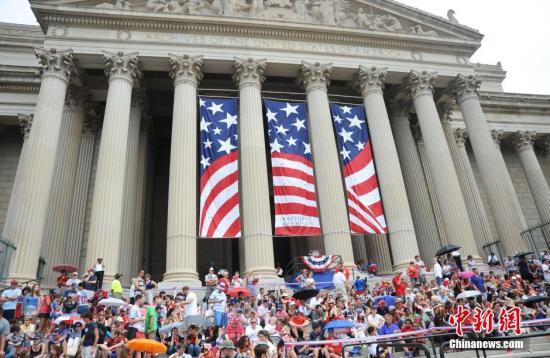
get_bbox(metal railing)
[521,221,550,259]
[0,238,16,283]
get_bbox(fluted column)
[365,234,392,274]
[65,118,97,267]
[41,86,86,286]
[351,234,368,263]
[119,90,145,285]
[389,100,441,262]
[133,116,151,275]
[163,54,202,284]
[299,62,354,266]
[356,66,419,271]
[233,58,277,280]
[1,114,33,249]
[448,75,527,255]
[6,48,74,282]
[514,131,550,224]
[451,127,495,252]
[85,51,142,287]
[406,71,479,260]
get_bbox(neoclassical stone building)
[1,0,549,288]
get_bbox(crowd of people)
[0,251,549,358]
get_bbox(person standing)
[180,286,198,318]
[208,284,227,328]
[332,269,347,300]
[204,267,218,303]
[414,255,427,284]
[81,312,99,358]
[433,258,443,287]
[130,270,146,305]
[407,262,420,287]
[94,258,105,290]
[0,280,21,323]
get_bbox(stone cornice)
[31,5,480,56]
[0,83,41,94]
[479,91,550,115]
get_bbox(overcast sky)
[1,0,549,95]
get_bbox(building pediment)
[31,0,483,56]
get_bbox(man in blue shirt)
[1,280,21,322]
[378,314,400,335]
[470,268,487,300]
[354,276,366,295]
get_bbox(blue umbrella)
[374,295,396,307]
[324,320,354,330]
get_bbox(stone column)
[163,54,202,285]
[448,75,527,255]
[1,114,33,250]
[351,234,368,264]
[119,90,145,285]
[406,71,479,259]
[41,86,86,286]
[413,131,448,246]
[65,117,97,266]
[233,58,277,280]
[514,131,550,224]
[132,115,151,275]
[6,48,74,282]
[299,62,355,266]
[356,66,419,271]
[365,234,393,274]
[85,51,142,287]
[451,127,495,253]
[389,100,441,262]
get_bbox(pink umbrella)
[458,271,474,279]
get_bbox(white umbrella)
[158,321,186,334]
[98,297,125,307]
[54,315,84,326]
[456,290,482,300]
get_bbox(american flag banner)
[264,99,322,236]
[329,103,387,234]
[198,97,241,238]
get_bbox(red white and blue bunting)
[301,255,335,272]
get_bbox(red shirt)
[392,276,407,296]
[326,335,342,355]
[225,321,244,343]
[407,265,419,279]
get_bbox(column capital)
[437,99,455,123]
[17,113,33,139]
[491,129,504,149]
[35,47,75,83]
[535,136,549,156]
[454,127,468,147]
[64,85,86,111]
[406,70,437,99]
[103,51,142,86]
[356,65,387,96]
[168,54,204,86]
[447,74,482,103]
[82,115,99,135]
[387,98,411,119]
[131,89,149,113]
[513,130,536,153]
[233,57,267,88]
[298,61,332,92]
[409,119,422,142]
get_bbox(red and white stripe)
[343,145,387,234]
[199,151,241,238]
[271,152,322,236]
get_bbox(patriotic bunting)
[330,103,388,234]
[198,97,241,238]
[264,99,322,236]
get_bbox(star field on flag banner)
[264,99,322,236]
[330,103,387,234]
[198,97,241,238]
